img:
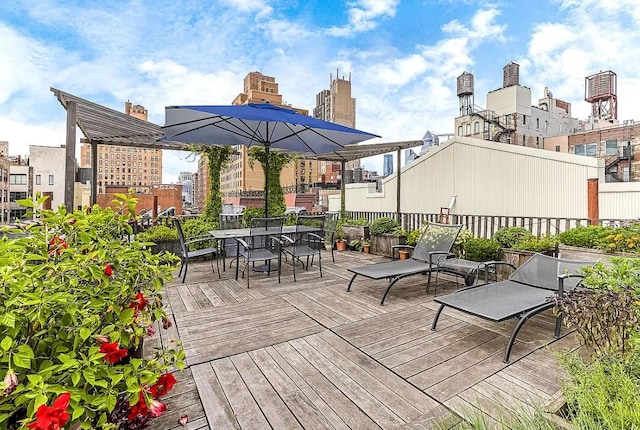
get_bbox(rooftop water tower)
[457,72,474,116]
[503,62,520,87]
[585,70,617,121]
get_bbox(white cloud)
[327,0,399,37]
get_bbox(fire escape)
[605,122,634,182]
[471,109,516,143]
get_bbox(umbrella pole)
[340,159,346,219]
[265,144,270,217]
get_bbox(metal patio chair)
[174,217,218,283]
[281,215,325,282]
[347,222,463,305]
[235,217,284,288]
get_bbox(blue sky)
[1,0,639,182]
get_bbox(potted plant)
[0,194,185,428]
[362,239,371,254]
[369,217,406,257]
[334,227,348,251]
[136,224,180,254]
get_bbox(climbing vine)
[191,145,233,224]
[247,147,297,217]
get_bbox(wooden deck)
[147,251,579,429]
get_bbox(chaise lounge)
[346,222,462,305]
[431,253,593,362]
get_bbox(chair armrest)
[234,237,249,250]
[483,261,517,272]
[427,251,455,265]
[280,235,295,245]
[391,244,415,260]
[185,234,215,245]
[557,273,585,296]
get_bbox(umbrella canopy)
[162,103,380,215]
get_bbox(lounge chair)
[346,222,463,305]
[431,253,593,363]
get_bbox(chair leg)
[504,306,547,363]
[346,273,358,291]
[235,254,240,280]
[431,304,446,330]
[331,246,335,262]
[181,260,188,283]
[318,253,322,278]
[292,255,297,282]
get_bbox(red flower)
[150,373,177,398]
[26,392,71,430]
[99,341,128,364]
[48,236,67,257]
[104,262,113,277]
[178,415,189,426]
[149,399,166,417]
[129,293,149,313]
[128,392,149,421]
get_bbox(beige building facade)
[0,142,10,223]
[79,102,162,194]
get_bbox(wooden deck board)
[152,253,582,429]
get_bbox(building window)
[536,118,540,129]
[473,122,480,134]
[574,143,597,156]
[458,126,462,136]
[9,174,27,185]
[35,175,41,185]
[465,124,471,135]
[49,175,54,185]
[555,145,561,152]
[605,140,618,155]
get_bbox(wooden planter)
[341,225,370,241]
[150,240,181,255]
[499,248,555,279]
[558,244,637,263]
[371,233,407,257]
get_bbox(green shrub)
[453,228,474,258]
[344,217,370,226]
[406,229,422,246]
[513,235,558,253]
[558,225,615,249]
[369,217,400,235]
[242,207,265,227]
[136,225,178,242]
[563,353,640,430]
[492,227,534,248]
[464,238,502,262]
[182,218,216,251]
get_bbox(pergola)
[51,88,422,216]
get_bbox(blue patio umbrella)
[162,103,380,215]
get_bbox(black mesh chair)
[235,217,284,288]
[174,217,218,283]
[281,215,325,282]
[218,214,243,273]
[323,212,339,262]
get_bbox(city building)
[29,145,66,210]
[314,71,358,170]
[454,62,583,148]
[79,101,162,194]
[178,171,195,206]
[8,159,32,221]
[383,154,394,176]
[216,72,316,207]
[0,142,10,223]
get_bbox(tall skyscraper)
[383,154,393,176]
[313,71,358,169]
[80,102,162,194]
[178,171,194,205]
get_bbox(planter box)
[341,225,370,241]
[499,248,555,279]
[371,233,406,257]
[150,240,181,255]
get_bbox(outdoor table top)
[209,225,320,239]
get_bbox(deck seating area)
[147,250,581,430]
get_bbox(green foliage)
[369,217,400,235]
[248,147,297,217]
[513,235,558,253]
[192,145,233,224]
[492,227,534,248]
[349,238,365,252]
[182,218,216,251]
[0,195,184,427]
[453,228,474,258]
[136,225,178,242]
[242,207,266,227]
[344,217,370,226]
[406,229,422,246]
[464,238,502,262]
[562,353,640,430]
[558,225,615,249]
[333,227,347,241]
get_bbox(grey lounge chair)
[431,253,593,363]
[347,222,463,305]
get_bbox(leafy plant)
[136,225,178,243]
[369,217,400,235]
[464,238,502,262]
[344,217,370,226]
[453,228,474,258]
[333,227,347,241]
[0,195,184,428]
[349,238,365,252]
[492,227,534,248]
[562,353,640,430]
[513,235,558,254]
[406,229,422,246]
[242,206,265,227]
[558,225,615,249]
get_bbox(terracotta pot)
[363,245,370,254]
[336,240,348,251]
[398,250,410,260]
